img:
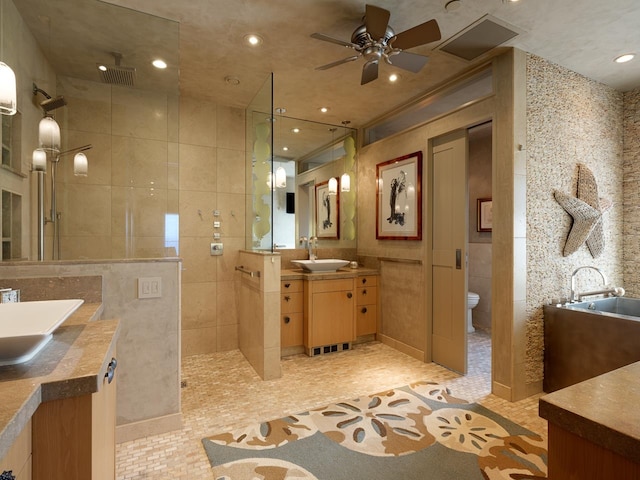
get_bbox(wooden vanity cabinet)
[0,420,32,480]
[32,356,117,480]
[356,275,378,336]
[281,280,304,348]
[304,278,356,351]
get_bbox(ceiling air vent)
[437,14,521,61]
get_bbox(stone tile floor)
[116,330,547,479]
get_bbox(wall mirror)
[272,115,357,250]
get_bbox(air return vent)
[437,14,521,61]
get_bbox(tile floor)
[116,330,547,479]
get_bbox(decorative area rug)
[202,381,547,480]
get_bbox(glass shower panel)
[245,73,274,251]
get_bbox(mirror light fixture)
[328,177,338,195]
[0,61,17,115]
[74,152,88,176]
[32,148,47,171]
[39,116,61,151]
[275,165,286,189]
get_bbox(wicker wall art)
[553,163,612,258]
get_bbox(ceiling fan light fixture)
[614,53,635,63]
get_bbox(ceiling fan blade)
[393,19,441,50]
[388,51,430,73]
[361,60,379,85]
[365,4,390,40]
[316,55,361,71]
[311,32,359,49]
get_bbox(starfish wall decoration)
[553,164,611,258]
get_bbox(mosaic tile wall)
[623,88,640,297]
[525,54,625,383]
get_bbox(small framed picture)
[477,198,493,232]
[315,180,339,239]
[376,151,422,240]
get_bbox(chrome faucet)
[308,236,318,260]
[569,266,624,302]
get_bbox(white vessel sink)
[0,299,84,366]
[291,259,350,273]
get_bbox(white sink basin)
[291,259,350,273]
[0,299,84,366]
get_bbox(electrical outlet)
[138,277,162,299]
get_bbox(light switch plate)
[138,277,162,299]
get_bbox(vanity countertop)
[0,302,119,461]
[539,361,640,463]
[281,267,379,281]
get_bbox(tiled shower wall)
[623,88,640,297]
[525,54,625,383]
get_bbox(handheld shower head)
[32,83,67,112]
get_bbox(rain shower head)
[32,83,67,112]
[97,52,136,86]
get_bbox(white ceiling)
[14,0,640,129]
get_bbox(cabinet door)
[311,290,354,345]
[281,312,304,347]
[0,419,32,480]
[357,304,377,336]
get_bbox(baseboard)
[492,381,512,401]
[116,413,183,443]
[378,334,424,361]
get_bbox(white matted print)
[315,180,339,239]
[376,151,422,240]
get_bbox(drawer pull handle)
[362,278,367,284]
[347,292,353,299]
[362,289,367,295]
[284,316,291,324]
[284,283,291,288]
[361,307,368,314]
[105,357,117,384]
[284,295,291,302]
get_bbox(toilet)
[467,292,480,333]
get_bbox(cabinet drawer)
[309,278,354,293]
[357,275,377,287]
[357,304,377,336]
[281,312,304,348]
[281,292,303,313]
[281,280,303,293]
[357,286,377,306]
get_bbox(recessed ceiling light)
[98,65,107,72]
[152,59,167,69]
[283,146,289,151]
[291,128,300,133]
[320,107,329,113]
[244,34,263,46]
[389,73,400,82]
[614,53,635,63]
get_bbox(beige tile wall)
[179,97,245,356]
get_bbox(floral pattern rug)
[202,381,547,479]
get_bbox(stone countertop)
[539,361,640,464]
[281,267,379,281]
[0,303,119,461]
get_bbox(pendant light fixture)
[73,152,88,176]
[340,120,351,193]
[39,116,61,152]
[0,62,17,115]
[32,148,47,171]
[328,127,338,195]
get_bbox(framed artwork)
[376,151,422,240]
[315,180,339,239]
[477,198,493,232]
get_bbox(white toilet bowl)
[467,292,480,333]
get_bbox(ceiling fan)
[311,4,441,85]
